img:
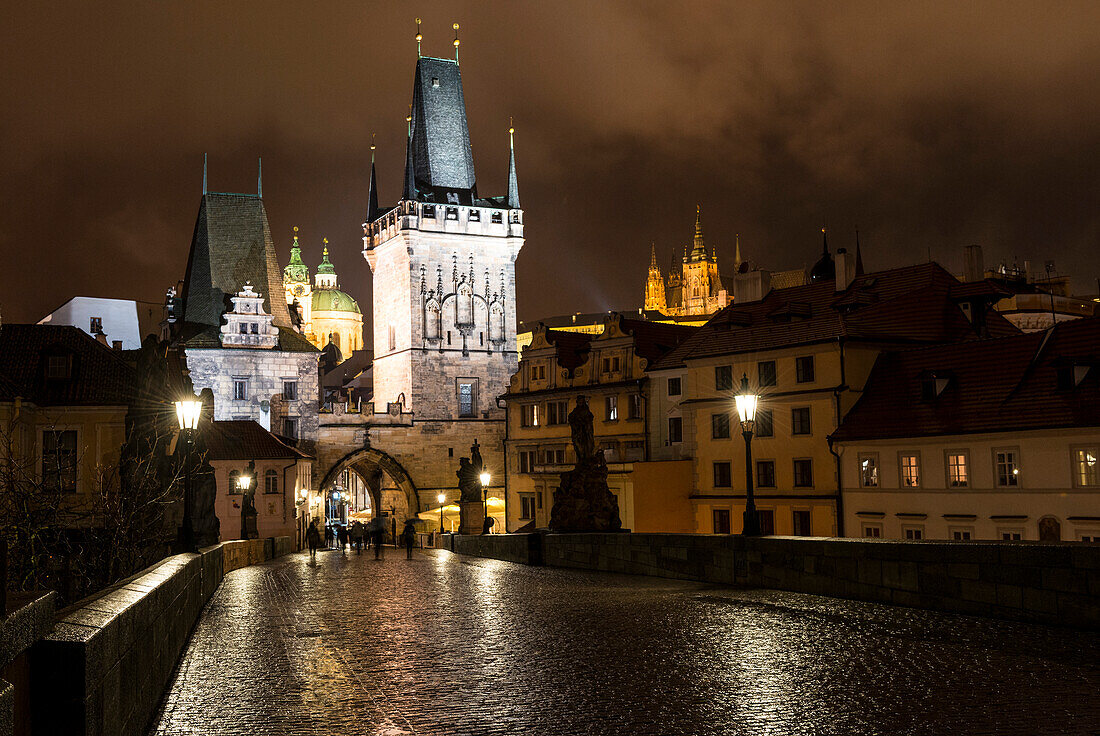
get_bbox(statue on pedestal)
[456,440,487,534]
[549,396,622,532]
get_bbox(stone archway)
[319,447,419,521]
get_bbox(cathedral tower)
[644,243,666,312]
[362,54,523,419]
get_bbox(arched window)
[489,304,504,342]
[425,300,441,340]
[229,470,240,495]
[457,282,474,326]
[265,469,278,494]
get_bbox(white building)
[831,317,1100,542]
[38,296,162,350]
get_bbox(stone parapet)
[450,533,1100,630]
[27,537,294,736]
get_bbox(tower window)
[239,323,247,334]
[445,207,459,221]
[491,212,503,224]
[283,381,298,401]
[233,379,248,401]
[389,326,396,352]
[90,317,102,333]
[469,210,480,222]
[422,205,436,219]
[431,77,440,87]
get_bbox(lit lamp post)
[174,398,203,552]
[734,373,762,536]
[479,471,491,534]
[237,469,254,539]
[437,492,447,535]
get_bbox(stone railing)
[21,537,292,736]
[450,533,1100,630]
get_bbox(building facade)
[644,207,732,317]
[283,230,365,361]
[831,317,1100,542]
[503,315,696,532]
[38,296,163,350]
[647,258,1021,537]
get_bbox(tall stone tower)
[362,55,523,420]
[644,244,666,312]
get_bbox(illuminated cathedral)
[644,207,737,317]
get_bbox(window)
[250,323,258,334]
[859,454,879,487]
[520,494,536,520]
[791,407,811,435]
[233,379,248,401]
[282,418,298,439]
[445,206,459,221]
[264,469,278,494]
[715,365,733,390]
[469,209,480,222]
[537,489,543,509]
[947,452,969,487]
[793,459,813,487]
[547,400,569,425]
[712,509,731,534]
[756,460,776,488]
[863,525,883,538]
[89,316,102,333]
[601,356,621,374]
[1073,447,1100,487]
[491,211,503,224]
[755,409,773,437]
[995,449,1020,487]
[795,356,815,383]
[458,380,477,417]
[531,364,546,380]
[900,453,921,488]
[711,412,730,439]
[758,510,775,535]
[521,404,539,427]
[792,510,812,536]
[42,430,77,493]
[605,395,618,421]
[904,527,924,540]
[1000,531,1023,541]
[713,462,732,488]
[628,394,643,420]
[667,377,682,396]
[228,470,241,494]
[518,450,537,474]
[283,381,298,401]
[951,529,973,541]
[544,447,566,465]
[667,417,683,443]
[46,355,71,380]
[758,361,777,387]
[388,326,396,352]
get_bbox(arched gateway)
[319,446,418,520]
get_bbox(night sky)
[4,2,1100,330]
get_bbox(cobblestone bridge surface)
[149,548,1100,736]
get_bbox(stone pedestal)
[549,455,622,532]
[459,500,485,535]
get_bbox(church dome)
[312,288,361,314]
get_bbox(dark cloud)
[3,1,1099,328]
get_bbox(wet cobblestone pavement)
[149,548,1100,735]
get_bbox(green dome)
[312,288,361,314]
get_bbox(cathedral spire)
[689,205,707,261]
[403,110,416,201]
[506,120,520,209]
[649,242,658,269]
[855,227,865,275]
[257,157,262,197]
[734,233,742,271]
[202,153,207,195]
[367,135,380,223]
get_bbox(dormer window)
[423,205,436,219]
[446,206,459,220]
[46,354,72,380]
[469,209,480,222]
[491,212,503,224]
[250,323,259,334]
[920,371,952,400]
[1057,363,1092,390]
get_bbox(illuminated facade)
[644,207,733,317]
[283,231,364,361]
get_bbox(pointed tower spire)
[822,223,829,255]
[734,233,743,271]
[689,205,707,261]
[366,134,380,222]
[284,226,310,286]
[202,153,208,195]
[506,119,520,209]
[415,17,422,57]
[403,109,416,201]
[257,157,262,197]
[854,227,865,275]
[650,242,658,268]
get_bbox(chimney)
[963,245,984,282]
[112,340,123,350]
[94,331,109,347]
[835,248,856,291]
[733,269,771,304]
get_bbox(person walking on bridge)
[306,520,321,559]
[368,516,385,560]
[402,519,418,560]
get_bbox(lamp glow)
[437,492,447,505]
[237,473,253,491]
[175,399,203,431]
[479,471,491,486]
[734,374,758,429]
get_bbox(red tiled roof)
[0,324,136,406]
[653,263,1019,369]
[830,316,1100,441]
[203,420,311,461]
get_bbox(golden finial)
[509,115,514,136]
[323,237,329,245]
[293,225,298,233]
[415,18,422,56]
[453,22,460,63]
[370,132,376,152]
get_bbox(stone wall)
[450,534,1100,629]
[452,533,542,565]
[28,536,293,736]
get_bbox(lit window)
[521,404,539,427]
[900,454,920,488]
[947,452,969,487]
[229,470,241,494]
[605,395,618,421]
[1074,447,1099,487]
[859,454,879,487]
[995,449,1020,487]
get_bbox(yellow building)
[503,314,697,532]
[283,230,364,361]
[647,257,1021,537]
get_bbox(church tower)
[644,244,667,312]
[362,53,523,419]
[283,227,312,333]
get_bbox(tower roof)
[317,241,336,275]
[507,123,520,209]
[181,193,293,329]
[689,206,707,262]
[283,227,309,285]
[405,56,477,203]
[311,288,361,315]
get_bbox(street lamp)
[479,471,491,534]
[734,373,762,536]
[437,492,447,535]
[237,472,253,493]
[174,398,203,552]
